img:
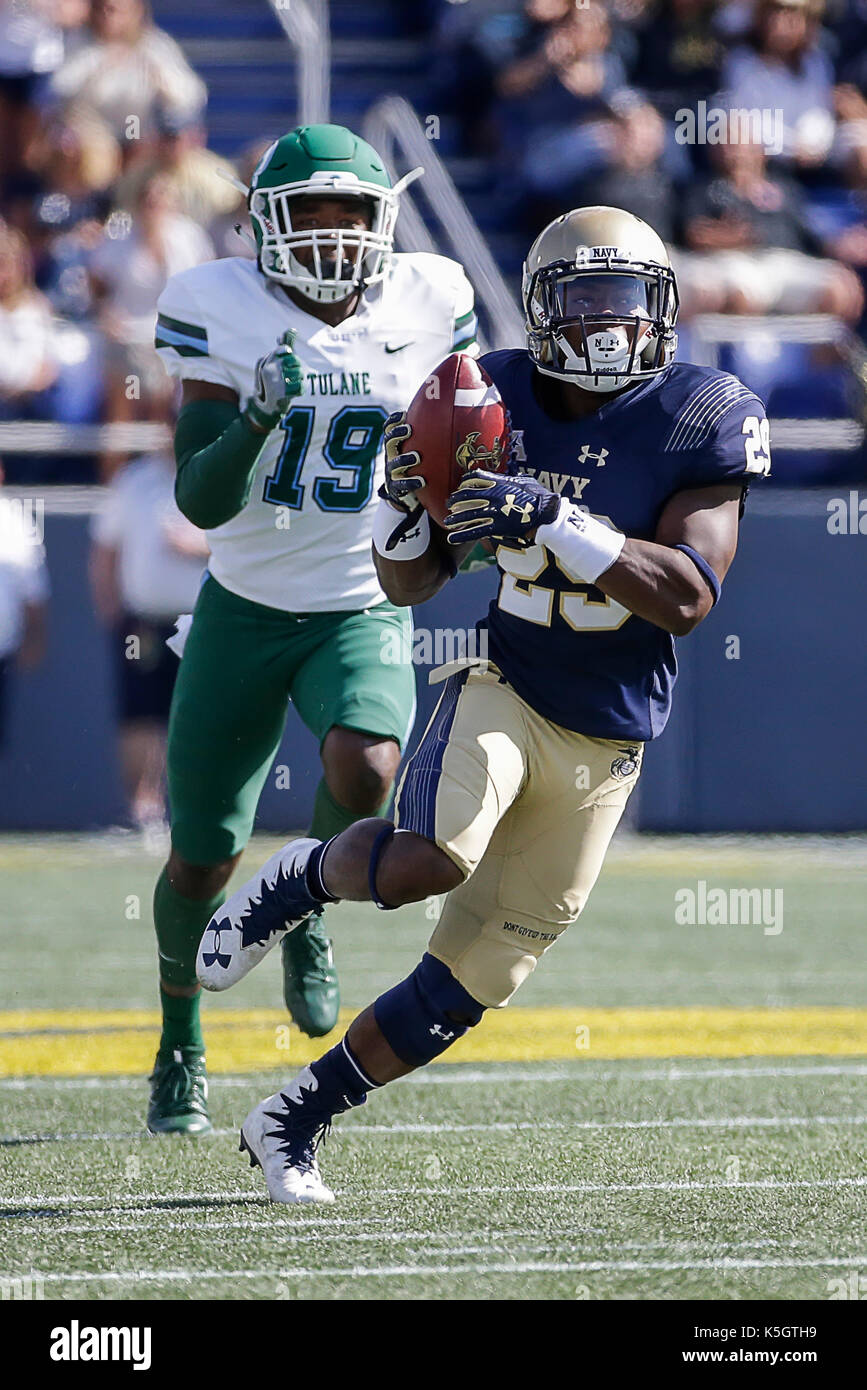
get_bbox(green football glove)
[243,329,304,433]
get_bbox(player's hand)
[443,470,561,547]
[243,330,304,433]
[379,411,425,512]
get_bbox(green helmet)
[247,124,420,303]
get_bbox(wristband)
[673,543,721,605]
[535,501,625,583]
[372,495,431,561]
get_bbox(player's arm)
[373,519,463,606]
[17,599,47,670]
[88,540,121,625]
[589,483,742,635]
[444,474,742,636]
[372,525,491,603]
[371,413,476,606]
[168,337,303,531]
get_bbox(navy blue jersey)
[477,351,769,740]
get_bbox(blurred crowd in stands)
[0,0,866,491]
[430,0,867,318]
[428,0,867,483]
[0,0,865,827]
[0,0,262,485]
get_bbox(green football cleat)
[147,1047,213,1136]
[281,912,340,1038]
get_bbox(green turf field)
[1,832,865,1301]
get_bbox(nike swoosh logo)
[385,342,414,354]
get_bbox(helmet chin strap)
[272,245,365,303]
[291,275,360,304]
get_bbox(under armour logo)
[577,445,609,468]
[429,1024,455,1040]
[201,922,232,970]
[500,494,533,522]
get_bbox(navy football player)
[193,207,770,1203]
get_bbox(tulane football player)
[147,124,478,1134]
[195,207,771,1200]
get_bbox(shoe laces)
[151,1050,207,1117]
[263,1098,332,1175]
[285,925,334,986]
[236,889,286,948]
[238,862,309,948]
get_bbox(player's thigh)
[430,727,643,1008]
[289,602,417,753]
[394,665,529,880]
[167,578,290,864]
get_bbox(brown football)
[401,354,510,526]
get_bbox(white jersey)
[155,253,478,612]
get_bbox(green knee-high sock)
[158,986,203,1057]
[308,777,392,843]
[153,868,225,1054]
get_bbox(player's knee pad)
[374,952,486,1067]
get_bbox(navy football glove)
[443,470,561,547]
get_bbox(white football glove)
[243,330,304,433]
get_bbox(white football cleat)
[196,838,323,991]
[239,1068,335,1205]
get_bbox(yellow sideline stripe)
[0,1007,865,1076]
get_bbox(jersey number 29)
[742,415,771,475]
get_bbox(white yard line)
[7,1215,394,1235]
[9,1222,857,1250]
[404,1062,867,1085]
[13,1254,867,1284]
[344,1114,867,1134]
[1,1060,865,1090]
[2,1190,268,1210]
[6,1174,866,1212]
[371,1175,867,1197]
[4,1113,866,1145]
